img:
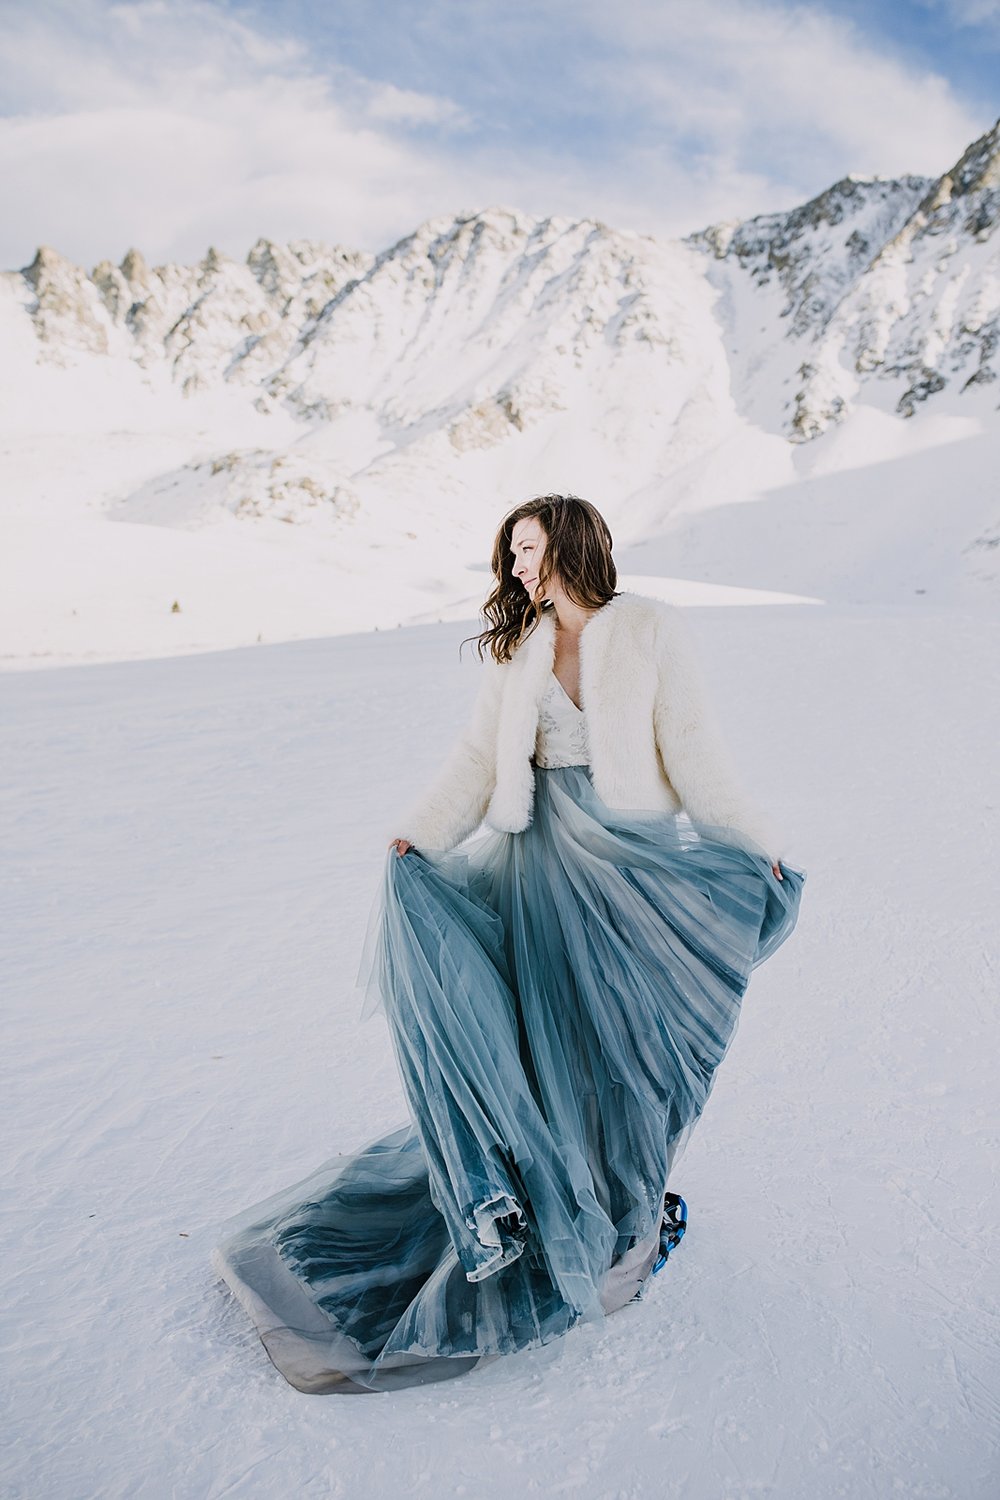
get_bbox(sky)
[0,0,997,271]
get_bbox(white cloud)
[578,0,986,191]
[365,82,471,127]
[0,0,989,271]
[918,0,1000,27]
[0,0,484,267]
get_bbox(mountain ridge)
[6,117,997,453]
[1,119,998,666]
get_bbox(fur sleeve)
[650,605,785,863]
[390,659,504,852]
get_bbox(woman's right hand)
[389,838,413,857]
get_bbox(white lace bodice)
[534,671,591,768]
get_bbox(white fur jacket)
[392,591,785,863]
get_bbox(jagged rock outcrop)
[108,447,361,528]
[687,117,1000,439]
[687,174,933,339]
[23,244,115,357]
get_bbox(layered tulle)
[212,764,805,1394]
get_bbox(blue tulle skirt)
[212,764,805,1394]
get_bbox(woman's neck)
[551,597,600,637]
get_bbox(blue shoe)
[650,1191,687,1275]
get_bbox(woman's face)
[510,516,550,600]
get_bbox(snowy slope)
[0,210,747,665]
[689,117,1000,441]
[2,590,997,1499]
[2,119,999,669]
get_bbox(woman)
[212,494,805,1395]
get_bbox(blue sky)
[0,0,997,269]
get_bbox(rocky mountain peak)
[20,244,112,356]
[23,244,74,289]
[120,247,151,286]
[947,115,1000,198]
[908,114,1000,242]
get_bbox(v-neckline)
[550,670,583,714]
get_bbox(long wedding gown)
[211,668,806,1393]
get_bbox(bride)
[212,493,805,1394]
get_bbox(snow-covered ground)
[3,556,998,1496]
[2,386,997,668]
[3,124,999,1493]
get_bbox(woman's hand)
[772,861,784,881]
[389,838,413,857]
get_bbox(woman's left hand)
[772,861,784,881]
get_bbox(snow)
[3,582,998,1498]
[3,126,999,1496]
[2,144,998,669]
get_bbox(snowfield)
[3,566,998,1498]
[3,121,999,1495]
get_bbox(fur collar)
[517,590,636,668]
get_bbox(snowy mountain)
[689,117,1000,440]
[11,118,999,441]
[4,209,723,525]
[1,118,998,666]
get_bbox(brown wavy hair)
[461,493,619,664]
